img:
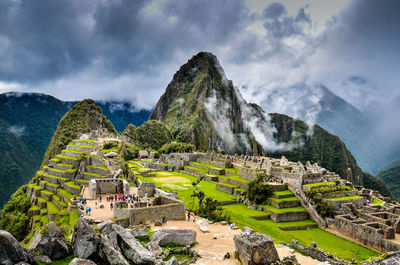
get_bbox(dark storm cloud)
[0,0,248,82]
[262,3,311,39]
[0,0,96,82]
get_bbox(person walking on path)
[187,212,191,221]
[88,207,91,216]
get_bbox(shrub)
[246,176,273,205]
[103,142,117,149]
[158,142,194,154]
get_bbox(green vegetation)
[372,197,384,205]
[59,189,75,201]
[247,176,273,204]
[86,165,108,170]
[273,190,294,196]
[0,186,30,241]
[47,201,59,215]
[376,166,400,200]
[304,181,335,187]
[221,204,378,262]
[65,181,81,190]
[157,142,194,155]
[262,205,307,214]
[269,197,299,203]
[122,120,172,150]
[41,99,117,168]
[227,175,250,183]
[326,196,364,201]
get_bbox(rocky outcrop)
[234,233,279,265]
[103,223,155,265]
[69,257,97,265]
[30,223,69,260]
[151,229,196,247]
[362,251,400,265]
[72,218,100,259]
[131,228,149,240]
[0,230,35,265]
[99,233,130,265]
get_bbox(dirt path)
[151,219,320,265]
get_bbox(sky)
[0,0,399,113]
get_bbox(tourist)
[193,215,196,223]
[187,212,191,221]
[85,207,88,216]
[95,202,98,209]
[88,207,92,216]
[110,202,113,210]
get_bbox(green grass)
[191,161,222,170]
[56,154,79,161]
[100,147,119,153]
[372,197,384,205]
[40,215,49,224]
[29,205,40,211]
[84,171,103,177]
[59,189,75,200]
[74,139,95,142]
[36,197,47,203]
[76,178,89,183]
[221,204,378,262]
[86,165,108,170]
[47,201,59,215]
[50,158,61,162]
[40,208,48,215]
[62,149,84,154]
[262,205,307,214]
[68,144,96,148]
[41,180,59,188]
[57,163,74,168]
[69,209,79,230]
[304,181,335,187]
[27,183,42,190]
[33,215,41,221]
[44,166,66,173]
[227,175,250,183]
[273,190,294,196]
[65,181,81,190]
[186,165,207,174]
[36,255,74,265]
[43,173,69,181]
[326,196,364,201]
[137,170,236,210]
[269,196,299,203]
[225,167,239,174]
[218,182,238,188]
[53,195,68,208]
[41,190,54,196]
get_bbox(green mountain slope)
[0,93,150,209]
[149,52,389,195]
[377,166,400,200]
[41,99,117,167]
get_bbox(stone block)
[234,233,279,265]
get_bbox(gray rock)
[196,220,210,233]
[111,224,155,265]
[148,242,163,257]
[69,257,97,265]
[72,218,100,259]
[151,229,196,247]
[0,230,35,265]
[241,227,254,235]
[131,228,149,240]
[234,233,279,265]
[165,256,178,265]
[30,223,69,260]
[35,255,51,264]
[154,220,162,226]
[99,233,130,265]
[366,251,400,265]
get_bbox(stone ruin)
[327,202,400,252]
[89,178,130,199]
[137,182,156,198]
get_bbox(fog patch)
[8,125,26,137]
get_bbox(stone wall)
[327,216,400,252]
[216,183,236,194]
[327,197,366,211]
[268,211,309,222]
[225,177,248,189]
[114,196,186,226]
[138,182,156,197]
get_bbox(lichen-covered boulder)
[69,257,97,265]
[151,229,196,247]
[30,223,69,260]
[72,218,100,259]
[99,233,130,265]
[110,224,155,265]
[131,228,149,240]
[0,230,35,265]
[234,233,279,265]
